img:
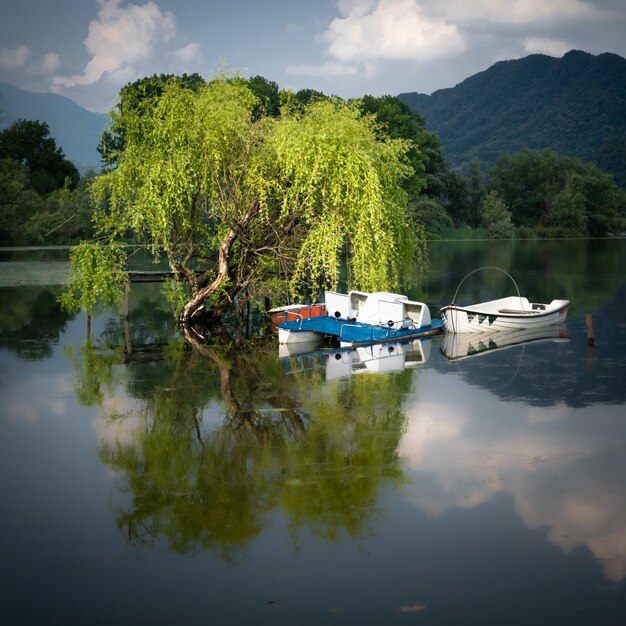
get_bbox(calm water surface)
[1,239,625,626]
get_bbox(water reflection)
[76,338,413,559]
[441,325,569,361]
[63,237,626,588]
[0,285,75,360]
[399,371,626,583]
[76,321,626,587]
[2,241,626,624]
[432,287,626,407]
[279,338,431,379]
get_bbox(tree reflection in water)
[72,327,414,562]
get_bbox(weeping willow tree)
[61,76,427,324]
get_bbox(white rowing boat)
[441,296,570,333]
[440,267,570,333]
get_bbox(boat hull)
[278,315,443,346]
[277,291,443,346]
[440,298,569,333]
[269,303,326,334]
[278,328,323,344]
[338,319,443,346]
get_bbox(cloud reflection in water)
[400,372,626,582]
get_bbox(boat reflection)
[280,337,431,380]
[277,338,326,358]
[441,325,569,361]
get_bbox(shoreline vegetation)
[1,73,624,323]
[3,230,626,254]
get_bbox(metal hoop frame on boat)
[450,266,523,308]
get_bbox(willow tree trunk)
[177,251,233,324]
[177,206,258,324]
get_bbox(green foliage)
[246,75,281,118]
[551,178,588,235]
[270,98,417,297]
[440,169,469,226]
[97,72,206,168]
[282,87,331,112]
[481,190,510,226]
[490,149,565,225]
[467,159,485,227]
[59,241,128,315]
[359,95,439,199]
[0,148,95,246]
[481,190,515,239]
[90,76,262,303]
[0,157,43,243]
[573,165,626,236]
[0,118,79,194]
[410,196,452,237]
[76,75,426,321]
[161,278,189,315]
[490,148,625,236]
[433,227,488,240]
[487,217,516,239]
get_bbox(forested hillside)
[398,50,626,187]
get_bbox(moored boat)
[278,290,443,347]
[268,302,326,334]
[440,266,569,334]
[440,296,570,333]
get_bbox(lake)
[1,239,625,626]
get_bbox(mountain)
[0,81,108,171]
[398,50,626,187]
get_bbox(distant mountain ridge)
[3,51,625,184]
[398,50,626,187]
[0,81,108,171]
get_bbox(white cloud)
[52,0,176,88]
[289,0,607,92]
[291,0,466,84]
[523,36,572,57]
[41,52,62,74]
[0,45,32,70]
[172,42,201,64]
[286,61,359,78]
[324,0,466,64]
[1,47,61,77]
[426,0,598,26]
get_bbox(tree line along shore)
[1,73,624,322]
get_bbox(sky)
[1,0,626,113]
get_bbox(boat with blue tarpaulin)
[276,290,443,347]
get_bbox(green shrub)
[487,217,516,239]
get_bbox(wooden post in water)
[585,314,594,371]
[123,282,131,320]
[123,282,132,355]
[585,314,594,347]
